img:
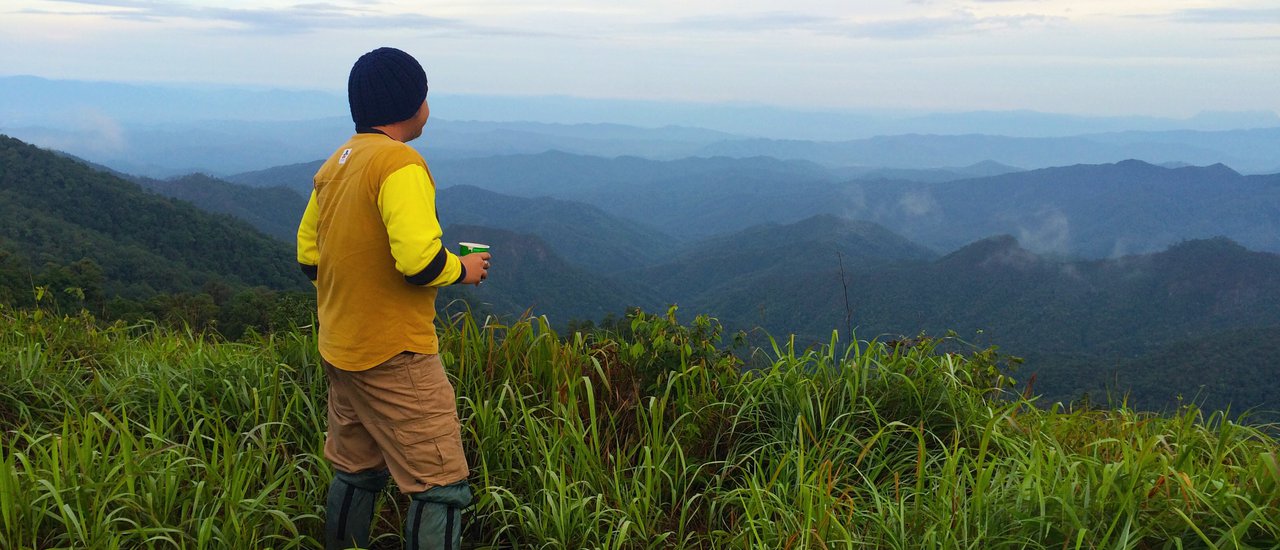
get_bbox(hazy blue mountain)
[227,160,323,195]
[430,150,837,196]
[436,225,660,327]
[423,120,737,160]
[698,130,1280,174]
[5,116,740,178]
[429,154,1280,257]
[0,75,346,126]
[428,151,844,238]
[18,75,1265,142]
[832,160,1025,183]
[8,77,1279,176]
[230,154,1279,259]
[435,93,1280,140]
[439,185,675,274]
[626,214,936,306]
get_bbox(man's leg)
[325,468,390,550]
[405,480,472,550]
[331,353,472,549]
[323,362,391,550]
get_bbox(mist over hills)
[221,151,1280,260]
[844,161,1280,257]
[418,153,1280,258]
[697,130,1280,174]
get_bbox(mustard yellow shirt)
[296,133,463,371]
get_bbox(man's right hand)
[458,252,491,286]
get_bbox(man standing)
[296,46,490,550]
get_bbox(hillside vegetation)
[1,305,1277,548]
[0,135,307,298]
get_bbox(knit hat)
[347,47,428,129]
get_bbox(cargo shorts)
[323,352,470,494]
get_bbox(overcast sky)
[2,0,1278,117]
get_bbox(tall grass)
[1,304,1277,548]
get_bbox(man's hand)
[458,252,490,286]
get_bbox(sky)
[2,0,1279,118]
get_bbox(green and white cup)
[458,242,490,256]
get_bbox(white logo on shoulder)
[338,148,352,165]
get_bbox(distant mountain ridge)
[5,77,1279,176]
[698,130,1280,174]
[436,225,659,324]
[428,154,1280,257]
[438,185,674,274]
[8,76,1276,140]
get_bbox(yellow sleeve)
[296,189,320,284]
[377,164,463,286]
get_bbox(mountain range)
[3,113,1278,417]
[5,77,1280,177]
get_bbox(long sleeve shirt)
[297,133,463,371]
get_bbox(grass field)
[1,304,1277,548]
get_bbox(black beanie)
[347,47,428,129]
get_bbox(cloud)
[14,107,128,156]
[670,9,1062,40]
[15,0,544,36]
[1171,8,1280,24]
[1224,35,1280,41]
[840,10,1062,39]
[1016,208,1070,254]
[898,190,939,216]
[671,12,838,33]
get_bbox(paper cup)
[458,242,490,256]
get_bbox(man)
[296,46,490,550]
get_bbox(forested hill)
[700,234,1280,352]
[134,173,308,243]
[0,135,307,302]
[687,233,1280,414]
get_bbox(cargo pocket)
[392,414,470,487]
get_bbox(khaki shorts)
[323,352,469,494]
